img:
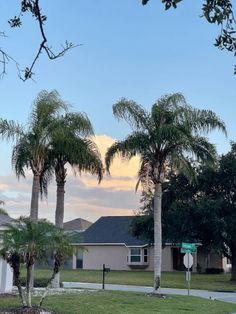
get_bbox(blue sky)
[0,1,235,222]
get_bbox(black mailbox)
[102,264,110,289]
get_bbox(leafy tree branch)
[142,0,236,73]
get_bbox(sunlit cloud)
[80,135,140,191]
[0,135,141,223]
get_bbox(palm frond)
[155,93,187,111]
[168,153,197,183]
[50,112,94,142]
[113,98,150,130]
[69,138,104,182]
[182,135,217,165]
[39,162,54,199]
[108,92,226,193]
[136,156,154,192]
[184,107,227,136]
[0,119,23,141]
[0,218,73,263]
[29,90,68,129]
[11,134,32,178]
[105,132,149,171]
[64,112,94,137]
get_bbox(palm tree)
[49,112,104,228]
[0,217,73,308]
[105,93,226,293]
[43,111,103,288]
[10,90,67,220]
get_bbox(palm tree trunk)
[26,264,33,307]
[29,174,40,291]
[39,268,58,307]
[55,181,65,228]
[53,168,66,288]
[11,253,27,306]
[153,182,162,293]
[30,173,40,220]
[39,253,63,307]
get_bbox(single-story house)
[63,217,92,269]
[71,216,230,273]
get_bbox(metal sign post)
[181,242,196,296]
[183,252,193,296]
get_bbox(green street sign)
[181,242,196,253]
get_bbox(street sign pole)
[182,243,196,296]
[187,252,190,296]
[183,252,193,296]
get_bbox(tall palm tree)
[48,112,103,228]
[105,93,226,293]
[43,111,103,289]
[10,90,67,220]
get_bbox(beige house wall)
[76,244,223,272]
[83,245,175,271]
[131,246,198,272]
[83,245,130,270]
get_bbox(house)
[0,213,14,293]
[63,218,92,232]
[63,217,92,269]
[72,216,229,273]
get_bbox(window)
[128,247,149,264]
[144,248,148,263]
[130,248,141,262]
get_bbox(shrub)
[19,278,62,288]
[205,268,224,274]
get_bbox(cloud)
[79,134,140,191]
[0,134,141,223]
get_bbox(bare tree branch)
[1,0,77,81]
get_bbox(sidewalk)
[63,282,236,304]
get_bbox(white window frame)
[130,248,141,263]
[128,247,149,264]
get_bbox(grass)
[30,268,236,291]
[1,291,236,314]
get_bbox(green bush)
[205,268,224,274]
[18,277,57,287]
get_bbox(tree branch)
[1,0,78,81]
[142,0,236,74]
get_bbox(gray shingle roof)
[0,214,13,227]
[63,218,92,231]
[80,216,147,246]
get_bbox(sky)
[0,1,235,223]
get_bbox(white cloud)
[0,135,141,223]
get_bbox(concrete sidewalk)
[63,282,236,304]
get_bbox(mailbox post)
[102,264,110,289]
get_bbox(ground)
[1,291,236,314]
[2,269,235,313]
[0,306,54,313]
[30,268,236,291]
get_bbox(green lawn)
[1,291,236,314]
[31,268,236,291]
